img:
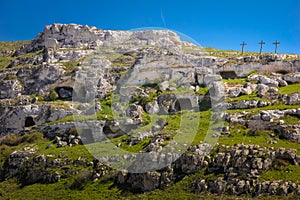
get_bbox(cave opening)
[220,71,238,79]
[54,86,73,101]
[25,116,35,127]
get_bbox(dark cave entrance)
[54,86,73,101]
[25,116,35,127]
[220,71,238,79]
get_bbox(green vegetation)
[219,123,300,152]
[278,83,300,94]
[283,55,300,61]
[281,115,299,125]
[61,61,80,72]
[222,78,246,86]
[227,104,300,114]
[226,93,268,103]
[48,88,59,101]
[0,41,29,69]
[0,107,300,199]
[260,165,300,182]
[203,47,263,57]
[1,37,300,200]
[0,56,14,69]
[0,41,46,70]
[1,165,299,200]
[0,41,29,53]
[197,87,209,95]
[110,135,151,153]
[246,70,258,76]
[3,73,18,80]
[0,132,47,166]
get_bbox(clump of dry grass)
[258,64,290,76]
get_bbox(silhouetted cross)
[272,40,280,54]
[258,40,266,54]
[240,42,247,55]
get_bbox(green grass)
[61,61,80,72]
[260,165,300,182]
[203,47,264,58]
[226,93,267,103]
[197,87,209,95]
[110,135,151,153]
[0,56,14,69]
[0,177,125,200]
[36,141,94,161]
[227,104,300,114]
[222,78,246,86]
[278,83,300,94]
[0,41,43,70]
[218,123,300,153]
[1,167,299,200]
[0,121,300,199]
[0,41,29,53]
[281,115,300,125]
[0,132,47,166]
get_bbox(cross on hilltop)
[238,40,282,55]
[258,40,266,55]
[240,42,247,55]
[272,40,280,54]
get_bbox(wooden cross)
[258,40,266,54]
[240,42,247,55]
[272,40,280,54]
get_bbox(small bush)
[48,89,58,101]
[197,87,209,95]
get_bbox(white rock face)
[259,76,278,87]
[0,79,23,99]
[39,24,183,51]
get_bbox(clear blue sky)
[1,0,299,53]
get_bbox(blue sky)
[0,0,299,53]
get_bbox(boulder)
[284,73,300,83]
[257,84,269,97]
[145,101,160,114]
[126,104,144,119]
[259,76,279,87]
[282,93,300,105]
[159,81,170,91]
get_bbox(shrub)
[48,89,58,101]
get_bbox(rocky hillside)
[0,23,300,199]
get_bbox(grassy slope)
[0,41,30,70]
[0,41,300,199]
[278,83,300,94]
